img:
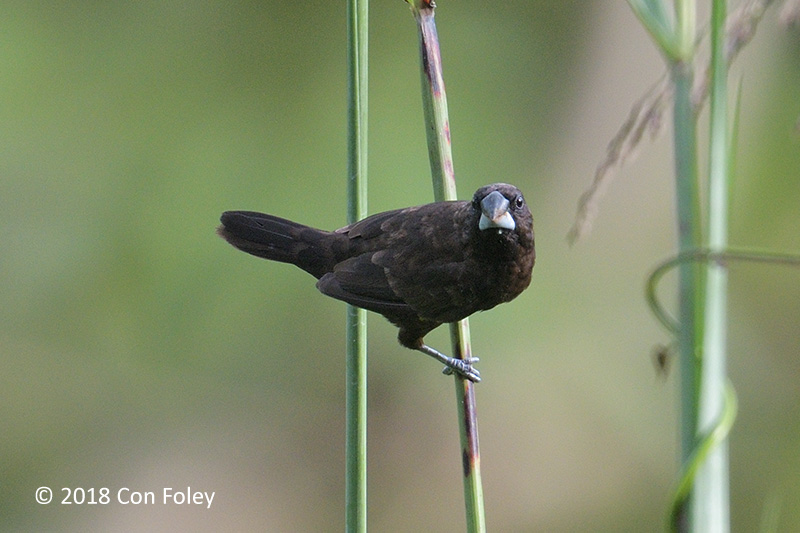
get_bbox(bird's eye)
[513,195,525,209]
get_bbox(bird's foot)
[441,357,481,383]
[416,343,482,383]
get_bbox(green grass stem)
[692,0,731,529]
[411,1,457,199]
[670,57,703,527]
[345,0,368,530]
[671,382,737,531]
[620,0,794,529]
[407,1,486,531]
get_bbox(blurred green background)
[2,1,799,531]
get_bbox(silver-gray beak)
[478,190,515,231]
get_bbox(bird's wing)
[315,253,415,316]
[368,203,482,323]
[375,249,479,323]
[316,250,474,324]
[336,208,410,240]
[322,200,480,323]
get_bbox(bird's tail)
[218,211,342,279]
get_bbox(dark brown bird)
[217,183,535,382]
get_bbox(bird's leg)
[417,343,481,383]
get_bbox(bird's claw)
[442,357,481,383]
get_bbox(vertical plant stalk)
[408,1,486,531]
[345,0,368,531]
[666,2,703,530]
[670,57,703,532]
[621,1,788,529]
[693,0,730,530]
[413,2,456,199]
[624,7,703,497]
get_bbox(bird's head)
[472,183,533,241]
